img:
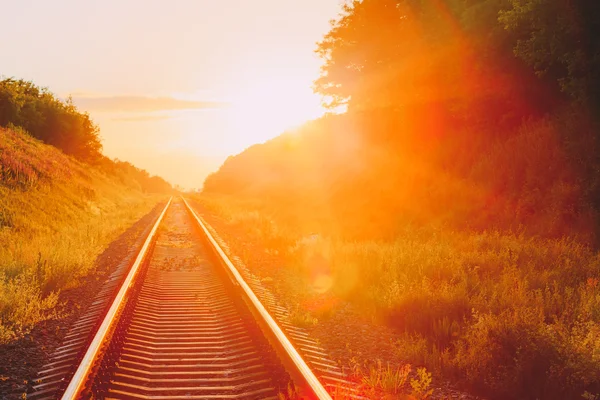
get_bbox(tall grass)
[197,193,600,398]
[196,110,600,398]
[0,127,161,342]
[293,230,600,395]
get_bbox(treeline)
[202,4,600,398]
[311,0,600,241]
[0,78,172,193]
[312,0,600,228]
[98,158,173,193]
[316,0,600,113]
[0,79,101,161]
[206,1,600,239]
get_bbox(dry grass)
[193,192,600,399]
[361,361,412,395]
[0,127,162,342]
[193,111,600,399]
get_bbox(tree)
[314,0,587,128]
[0,78,103,162]
[314,0,431,111]
[499,0,600,107]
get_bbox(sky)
[0,0,344,188]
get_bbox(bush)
[198,194,600,399]
[0,78,101,162]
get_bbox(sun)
[226,77,325,146]
[168,77,326,158]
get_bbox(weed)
[410,368,433,400]
[277,382,301,399]
[360,360,413,395]
[288,304,318,328]
[583,392,600,400]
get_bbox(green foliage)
[499,0,600,105]
[200,1,600,398]
[0,78,102,162]
[316,0,600,111]
[312,0,600,224]
[315,0,419,109]
[0,78,173,193]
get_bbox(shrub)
[0,79,101,162]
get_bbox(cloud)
[72,95,228,113]
[111,114,173,122]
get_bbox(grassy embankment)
[0,127,164,342]
[195,109,600,399]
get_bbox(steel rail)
[60,197,172,400]
[182,196,333,400]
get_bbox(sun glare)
[226,77,325,146]
[170,76,326,163]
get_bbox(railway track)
[28,198,357,399]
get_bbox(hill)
[200,102,600,400]
[204,108,598,242]
[0,126,167,341]
[200,2,600,395]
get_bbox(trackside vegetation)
[0,127,166,342]
[0,78,172,342]
[198,1,600,399]
[0,78,101,162]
